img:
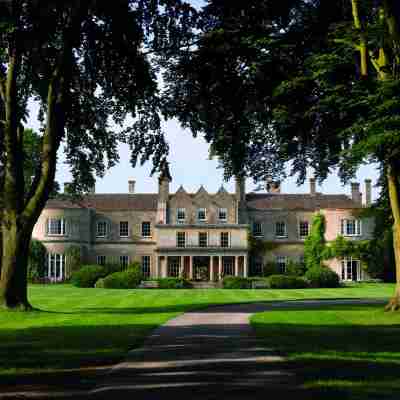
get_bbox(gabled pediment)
[176,185,187,195]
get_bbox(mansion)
[33,166,374,283]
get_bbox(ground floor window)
[276,255,286,274]
[341,258,361,281]
[142,255,151,278]
[97,255,106,266]
[120,255,129,269]
[223,256,234,276]
[47,253,66,281]
[168,256,180,277]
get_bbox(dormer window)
[197,208,207,222]
[218,208,227,222]
[177,208,186,223]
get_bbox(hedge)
[71,265,107,288]
[268,274,309,289]
[95,268,142,289]
[157,277,191,289]
[305,266,340,288]
[222,276,252,289]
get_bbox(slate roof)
[45,194,159,211]
[245,193,360,211]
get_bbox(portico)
[155,252,248,281]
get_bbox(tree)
[0,0,196,309]
[166,1,400,309]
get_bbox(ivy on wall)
[304,213,327,270]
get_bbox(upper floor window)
[48,218,66,236]
[252,222,262,237]
[199,232,208,247]
[176,232,186,248]
[120,255,129,268]
[299,221,309,238]
[119,221,129,237]
[97,255,106,266]
[142,255,151,278]
[218,208,227,222]
[276,255,287,274]
[341,219,362,236]
[141,221,151,237]
[197,208,207,222]
[177,208,186,223]
[220,232,230,248]
[96,221,108,238]
[275,221,287,238]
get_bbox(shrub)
[305,266,340,288]
[262,261,281,277]
[98,268,143,289]
[222,276,252,289]
[103,263,123,275]
[28,239,47,282]
[268,274,309,289]
[71,265,107,287]
[157,277,191,289]
[65,245,82,276]
[285,260,306,277]
[95,278,105,288]
[249,277,270,289]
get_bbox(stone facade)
[33,171,374,282]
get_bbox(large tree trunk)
[0,216,32,310]
[385,163,400,311]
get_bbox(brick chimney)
[365,179,372,206]
[309,177,316,195]
[128,179,135,194]
[351,182,362,205]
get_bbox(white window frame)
[252,222,263,237]
[198,231,208,247]
[275,221,287,238]
[176,232,186,248]
[299,221,309,239]
[220,232,230,248]
[97,255,107,266]
[197,208,207,222]
[119,221,129,238]
[276,255,287,273]
[96,221,108,238]
[47,253,66,281]
[341,219,362,236]
[141,221,152,238]
[218,208,228,222]
[341,257,362,281]
[120,255,130,269]
[142,255,151,278]
[176,208,186,224]
[47,218,66,236]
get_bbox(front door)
[193,256,210,281]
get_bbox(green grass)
[0,283,395,390]
[251,302,400,399]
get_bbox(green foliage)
[285,259,306,277]
[96,269,143,289]
[65,246,82,276]
[222,276,252,289]
[27,240,47,282]
[71,265,107,288]
[157,278,192,289]
[103,263,124,275]
[268,275,309,289]
[304,214,327,270]
[305,267,340,288]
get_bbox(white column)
[235,255,239,277]
[210,257,214,281]
[243,255,248,278]
[218,256,222,280]
[189,256,193,280]
[180,256,184,277]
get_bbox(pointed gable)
[176,185,187,195]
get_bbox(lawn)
[0,283,395,391]
[251,302,400,399]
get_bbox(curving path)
[91,298,385,399]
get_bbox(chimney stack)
[351,182,362,205]
[235,175,246,203]
[128,179,136,194]
[309,177,316,195]
[365,179,372,206]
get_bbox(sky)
[25,0,381,202]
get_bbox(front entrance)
[193,256,210,281]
